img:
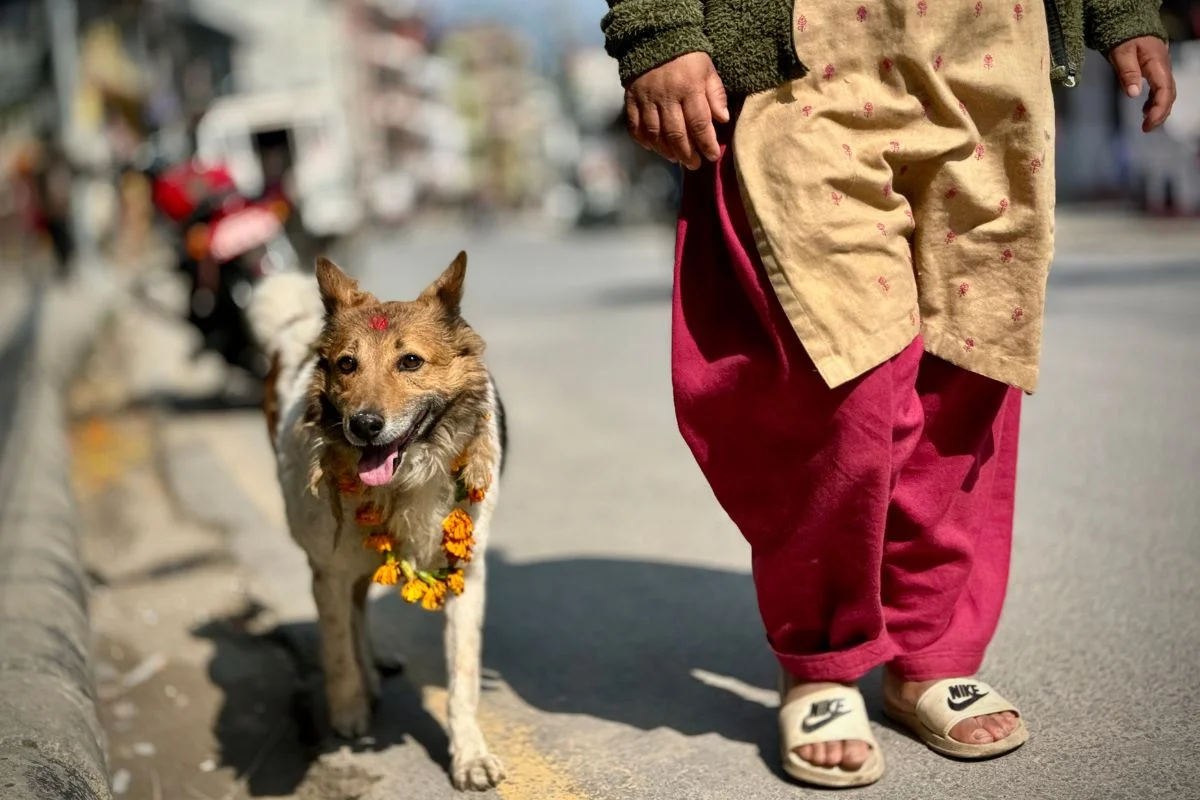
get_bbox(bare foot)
[783,676,872,771]
[882,671,1019,744]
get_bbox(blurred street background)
[1,1,1199,799]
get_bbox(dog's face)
[308,253,487,487]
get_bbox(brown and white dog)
[249,254,507,791]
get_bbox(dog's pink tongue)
[357,442,400,487]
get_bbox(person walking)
[603,0,1176,787]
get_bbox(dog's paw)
[451,753,507,792]
[328,693,372,739]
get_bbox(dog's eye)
[336,355,357,374]
[398,354,424,371]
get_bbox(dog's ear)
[315,256,372,315]
[419,251,467,316]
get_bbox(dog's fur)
[249,254,507,791]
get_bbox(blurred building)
[347,1,471,222]
[343,6,582,223]
[1,0,240,265]
[187,0,364,244]
[440,23,570,215]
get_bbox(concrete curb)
[0,279,115,800]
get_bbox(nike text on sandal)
[779,684,884,788]
[882,678,1028,760]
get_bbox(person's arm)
[601,0,712,88]
[1085,0,1177,130]
[601,1,729,170]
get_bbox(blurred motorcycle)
[141,156,300,378]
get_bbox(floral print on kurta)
[733,0,1056,392]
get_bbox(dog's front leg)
[352,574,381,701]
[313,566,371,738]
[444,558,506,791]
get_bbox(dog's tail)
[248,271,324,389]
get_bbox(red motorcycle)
[143,157,300,377]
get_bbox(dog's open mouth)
[355,408,430,487]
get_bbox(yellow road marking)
[423,686,589,800]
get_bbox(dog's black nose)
[349,411,386,442]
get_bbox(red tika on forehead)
[369,314,389,331]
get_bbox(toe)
[949,717,994,744]
[824,741,844,767]
[796,744,815,765]
[979,714,1008,743]
[980,713,1011,742]
[842,740,870,771]
[810,742,828,766]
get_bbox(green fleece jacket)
[602,0,1168,94]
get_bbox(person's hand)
[1109,36,1177,132]
[625,52,730,170]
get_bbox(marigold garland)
[421,581,448,611]
[362,533,393,553]
[442,508,474,542]
[355,503,384,526]
[354,451,491,611]
[443,537,474,563]
[372,554,400,586]
[400,579,427,603]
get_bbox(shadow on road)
[193,551,795,794]
[192,606,447,797]
[380,551,781,747]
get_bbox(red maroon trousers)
[672,136,1021,683]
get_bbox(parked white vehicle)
[195,90,363,239]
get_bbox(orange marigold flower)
[421,582,447,611]
[445,570,465,596]
[355,503,384,527]
[372,561,400,586]
[443,537,474,563]
[362,533,393,553]
[400,579,427,604]
[336,475,363,496]
[442,508,474,542]
[467,486,487,504]
[450,449,470,474]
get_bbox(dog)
[249,253,507,791]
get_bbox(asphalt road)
[159,220,1200,800]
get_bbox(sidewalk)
[0,270,119,800]
[73,411,380,800]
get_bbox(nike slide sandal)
[779,682,884,788]
[882,678,1027,760]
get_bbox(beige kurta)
[734,0,1056,392]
